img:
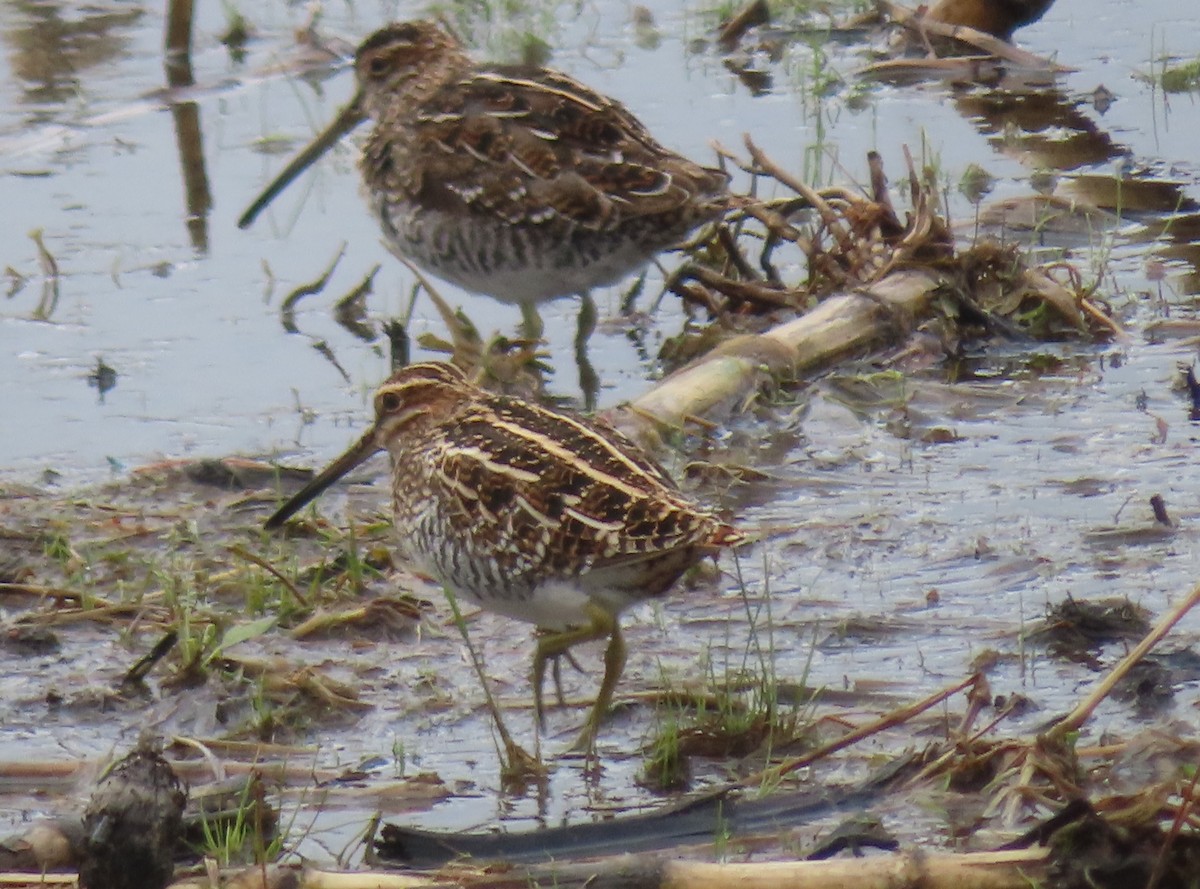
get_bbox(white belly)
[375,200,659,304]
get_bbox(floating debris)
[79,736,186,889]
[87,358,118,401]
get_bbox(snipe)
[265,362,743,753]
[239,20,730,402]
[926,0,1055,40]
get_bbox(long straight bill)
[238,97,367,230]
[265,426,381,529]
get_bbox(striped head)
[263,362,474,529]
[238,21,470,231]
[369,361,476,443]
[353,21,470,121]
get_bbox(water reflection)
[2,2,144,109]
[168,100,212,253]
[163,0,212,254]
[956,84,1200,294]
[955,85,1121,172]
[27,228,60,321]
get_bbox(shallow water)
[1,0,1193,482]
[2,0,1200,864]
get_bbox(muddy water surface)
[2,0,1200,865]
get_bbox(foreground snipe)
[266,362,743,752]
[238,21,730,400]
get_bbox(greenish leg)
[531,603,625,755]
[573,622,626,755]
[444,586,542,780]
[575,292,599,411]
[520,302,544,340]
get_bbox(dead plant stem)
[742,673,982,788]
[1048,581,1200,742]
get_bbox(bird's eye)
[366,54,390,78]
[380,392,402,412]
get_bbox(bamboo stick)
[624,269,945,434]
[291,848,1050,889]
